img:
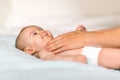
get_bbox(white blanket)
[0,33,120,80]
[1,15,120,80]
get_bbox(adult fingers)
[51,46,69,54]
[45,39,63,52]
[47,35,62,46]
[76,25,86,31]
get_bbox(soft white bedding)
[0,16,120,80]
[0,33,120,80]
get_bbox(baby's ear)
[24,47,35,55]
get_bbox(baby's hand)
[73,54,87,63]
[38,49,87,63]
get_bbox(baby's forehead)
[20,26,40,36]
[24,26,43,32]
[27,26,43,30]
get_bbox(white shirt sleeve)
[81,46,101,65]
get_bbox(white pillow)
[76,15,120,31]
[3,15,120,36]
[4,15,84,36]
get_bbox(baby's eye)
[33,32,37,35]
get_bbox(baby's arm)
[45,54,87,63]
[38,49,87,63]
[98,48,120,69]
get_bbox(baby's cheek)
[35,40,43,50]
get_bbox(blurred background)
[0,0,120,35]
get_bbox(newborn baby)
[16,25,87,63]
[16,25,120,69]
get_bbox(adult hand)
[45,25,87,54]
[45,27,87,54]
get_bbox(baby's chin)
[48,34,54,40]
[47,36,53,43]
[44,36,53,47]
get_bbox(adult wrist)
[84,31,101,47]
[83,31,92,47]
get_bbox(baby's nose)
[40,30,44,34]
[39,30,47,38]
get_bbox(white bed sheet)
[0,33,120,80]
[0,16,120,80]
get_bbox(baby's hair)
[15,26,29,50]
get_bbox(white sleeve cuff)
[81,46,101,65]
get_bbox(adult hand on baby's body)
[47,31,85,53]
[46,25,87,54]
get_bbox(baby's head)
[15,25,53,57]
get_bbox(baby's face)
[21,26,53,55]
